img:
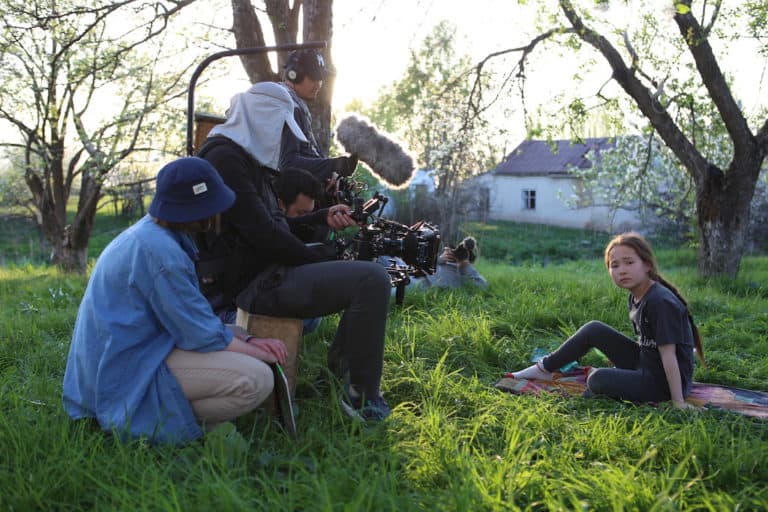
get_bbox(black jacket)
[195,136,330,308]
[278,84,337,182]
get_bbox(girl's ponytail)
[653,274,706,367]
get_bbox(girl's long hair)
[605,232,705,366]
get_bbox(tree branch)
[229,0,280,82]
[558,0,712,186]
[469,27,573,113]
[757,117,768,151]
[700,0,722,37]
[673,0,756,161]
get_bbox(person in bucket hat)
[147,156,236,223]
[63,157,287,445]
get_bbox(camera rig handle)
[351,191,388,223]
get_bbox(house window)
[522,189,536,210]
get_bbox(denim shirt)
[63,216,233,444]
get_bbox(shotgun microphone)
[336,114,416,189]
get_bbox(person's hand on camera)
[326,204,357,230]
[331,154,358,177]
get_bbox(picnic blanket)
[494,367,768,420]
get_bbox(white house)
[376,169,437,220]
[474,138,642,231]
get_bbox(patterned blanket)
[494,367,768,420]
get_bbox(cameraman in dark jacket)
[278,49,358,184]
[196,82,392,422]
[279,49,357,243]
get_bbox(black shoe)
[339,384,391,422]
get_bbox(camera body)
[452,237,476,263]
[334,177,441,302]
[352,218,440,275]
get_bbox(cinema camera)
[333,177,441,304]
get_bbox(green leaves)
[674,2,691,15]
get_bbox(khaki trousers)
[166,349,273,428]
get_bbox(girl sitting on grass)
[510,232,704,409]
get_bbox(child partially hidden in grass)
[510,232,705,410]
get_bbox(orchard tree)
[227,0,335,152]
[0,0,198,272]
[474,0,768,277]
[363,21,499,242]
[568,132,699,241]
[572,130,768,246]
[0,149,38,223]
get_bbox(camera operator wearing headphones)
[279,49,358,182]
[279,49,358,243]
[196,82,392,422]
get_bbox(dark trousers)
[237,260,391,398]
[542,321,670,402]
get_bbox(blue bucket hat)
[148,157,235,223]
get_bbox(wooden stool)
[235,309,303,401]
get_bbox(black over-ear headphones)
[285,51,304,83]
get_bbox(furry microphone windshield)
[336,114,416,189]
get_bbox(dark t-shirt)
[629,282,695,396]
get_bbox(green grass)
[1,223,768,509]
[462,221,612,265]
[461,221,697,266]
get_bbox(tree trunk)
[303,0,334,154]
[52,243,88,273]
[45,168,101,273]
[697,222,743,277]
[696,160,759,277]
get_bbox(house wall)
[481,175,641,231]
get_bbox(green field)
[1,219,767,510]
[0,207,138,265]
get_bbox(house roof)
[493,138,615,176]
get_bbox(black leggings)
[542,321,670,402]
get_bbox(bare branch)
[756,118,768,153]
[700,0,723,37]
[469,27,573,110]
[465,26,577,139]
[558,0,712,186]
[673,1,755,163]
